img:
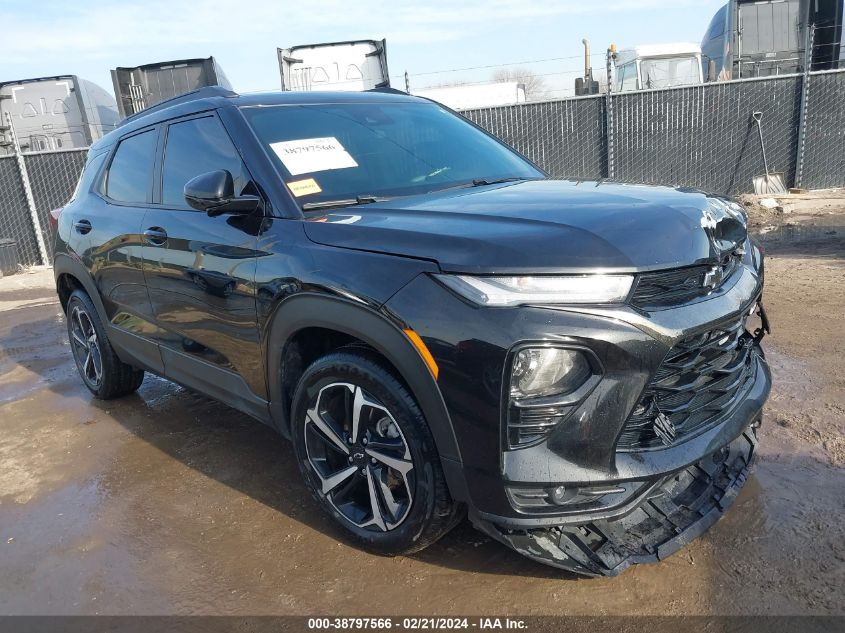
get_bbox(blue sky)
[3,0,725,98]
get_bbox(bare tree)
[492,67,549,100]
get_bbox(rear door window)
[106,129,157,203]
[160,116,247,208]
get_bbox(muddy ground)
[0,199,843,616]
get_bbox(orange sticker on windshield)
[287,178,322,197]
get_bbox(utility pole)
[4,111,49,266]
[404,71,411,94]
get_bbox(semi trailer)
[701,0,843,80]
[277,39,390,91]
[111,57,232,119]
[0,76,119,153]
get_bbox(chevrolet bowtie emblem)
[703,265,723,290]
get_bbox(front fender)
[264,293,469,501]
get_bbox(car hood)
[303,180,746,274]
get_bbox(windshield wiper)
[471,177,527,186]
[432,177,532,194]
[302,195,391,211]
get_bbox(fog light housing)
[506,481,644,513]
[506,347,599,449]
[510,348,591,400]
[549,486,568,505]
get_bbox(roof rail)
[118,85,238,127]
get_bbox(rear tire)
[291,350,460,556]
[66,289,144,399]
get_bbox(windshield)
[640,56,700,89]
[242,102,543,208]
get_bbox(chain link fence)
[463,95,607,181]
[464,68,845,195]
[0,148,87,268]
[800,70,845,190]
[0,155,42,268]
[611,76,802,194]
[23,149,89,246]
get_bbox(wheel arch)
[266,293,465,469]
[54,253,109,324]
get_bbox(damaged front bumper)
[467,274,771,576]
[475,421,759,577]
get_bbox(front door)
[140,112,265,417]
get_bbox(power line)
[396,52,607,79]
[418,67,601,90]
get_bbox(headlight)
[510,347,592,399]
[709,198,748,227]
[727,201,748,224]
[435,274,634,307]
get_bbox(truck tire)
[291,350,460,556]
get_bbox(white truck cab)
[615,43,704,92]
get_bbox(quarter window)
[161,116,246,208]
[106,129,157,203]
[70,152,107,202]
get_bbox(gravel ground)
[0,201,843,616]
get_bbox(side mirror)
[184,170,261,216]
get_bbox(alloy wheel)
[304,382,415,532]
[69,305,103,387]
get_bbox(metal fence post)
[794,24,815,189]
[4,112,49,266]
[605,48,616,180]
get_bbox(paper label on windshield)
[287,178,322,197]
[270,137,358,176]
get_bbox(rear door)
[140,112,265,416]
[738,0,801,76]
[82,125,164,374]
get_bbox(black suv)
[53,87,770,576]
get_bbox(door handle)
[143,227,168,246]
[73,219,92,235]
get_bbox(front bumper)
[474,421,759,576]
[383,246,770,574]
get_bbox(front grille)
[631,257,740,309]
[617,312,758,451]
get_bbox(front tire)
[66,289,144,399]
[291,350,460,556]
